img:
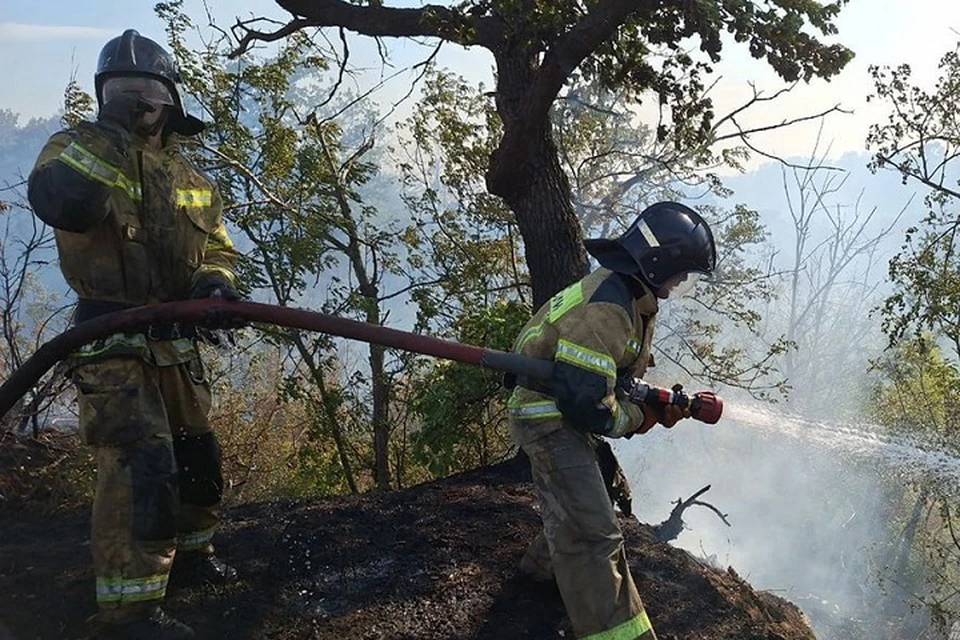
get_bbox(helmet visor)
[661,272,702,299]
[101,76,175,107]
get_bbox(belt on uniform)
[73,298,197,341]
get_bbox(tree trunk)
[492,51,588,308]
[369,340,391,491]
[292,333,359,494]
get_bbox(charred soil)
[0,437,814,640]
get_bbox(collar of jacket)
[86,119,184,155]
[631,276,658,317]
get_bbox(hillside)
[0,438,814,640]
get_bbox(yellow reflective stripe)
[176,188,213,207]
[625,338,643,357]
[172,337,195,354]
[178,526,216,551]
[73,332,149,359]
[609,402,630,436]
[581,609,653,640]
[207,226,235,251]
[546,281,584,323]
[196,265,237,285]
[58,142,142,201]
[96,574,168,603]
[507,398,562,421]
[515,321,545,352]
[555,339,616,379]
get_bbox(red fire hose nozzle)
[623,380,724,425]
[689,390,723,424]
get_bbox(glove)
[99,93,158,134]
[190,274,245,346]
[191,274,241,302]
[623,377,688,433]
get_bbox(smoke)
[616,403,960,639]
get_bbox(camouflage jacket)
[28,120,239,365]
[508,267,658,442]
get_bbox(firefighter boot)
[170,551,238,587]
[91,607,195,640]
[517,532,554,583]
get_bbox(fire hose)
[0,299,721,425]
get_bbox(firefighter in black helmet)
[507,202,716,640]
[27,29,241,640]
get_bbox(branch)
[653,484,731,543]
[875,152,960,200]
[231,0,505,58]
[230,17,318,56]
[487,0,649,196]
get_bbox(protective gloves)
[190,274,244,348]
[622,377,686,435]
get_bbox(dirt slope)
[0,452,815,640]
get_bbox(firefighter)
[27,29,241,640]
[507,202,716,640]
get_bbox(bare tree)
[0,187,72,435]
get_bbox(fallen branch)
[653,484,731,543]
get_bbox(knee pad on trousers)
[173,432,224,507]
[126,439,179,541]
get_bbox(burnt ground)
[0,439,815,640]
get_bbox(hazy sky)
[2,0,960,163]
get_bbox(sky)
[2,0,960,164]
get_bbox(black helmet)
[95,29,204,136]
[584,202,716,290]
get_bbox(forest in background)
[2,1,960,637]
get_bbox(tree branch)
[653,484,731,543]
[487,0,649,196]
[231,0,505,58]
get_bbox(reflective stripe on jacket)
[508,267,658,441]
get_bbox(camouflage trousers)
[509,418,657,640]
[72,355,223,621]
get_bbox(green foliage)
[473,0,854,150]
[868,46,960,358]
[410,300,530,476]
[868,337,960,443]
[867,337,960,633]
[397,68,526,335]
[61,78,94,129]
[867,41,960,633]
[880,209,960,357]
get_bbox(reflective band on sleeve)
[581,609,654,640]
[96,574,168,604]
[196,265,237,285]
[609,402,630,436]
[625,338,643,357]
[178,526,216,551]
[176,189,213,207]
[207,226,235,251]
[637,220,660,248]
[555,339,616,379]
[508,399,563,421]
[172,337,196,354]
[547,281,584,323]
[57,142,142,201]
